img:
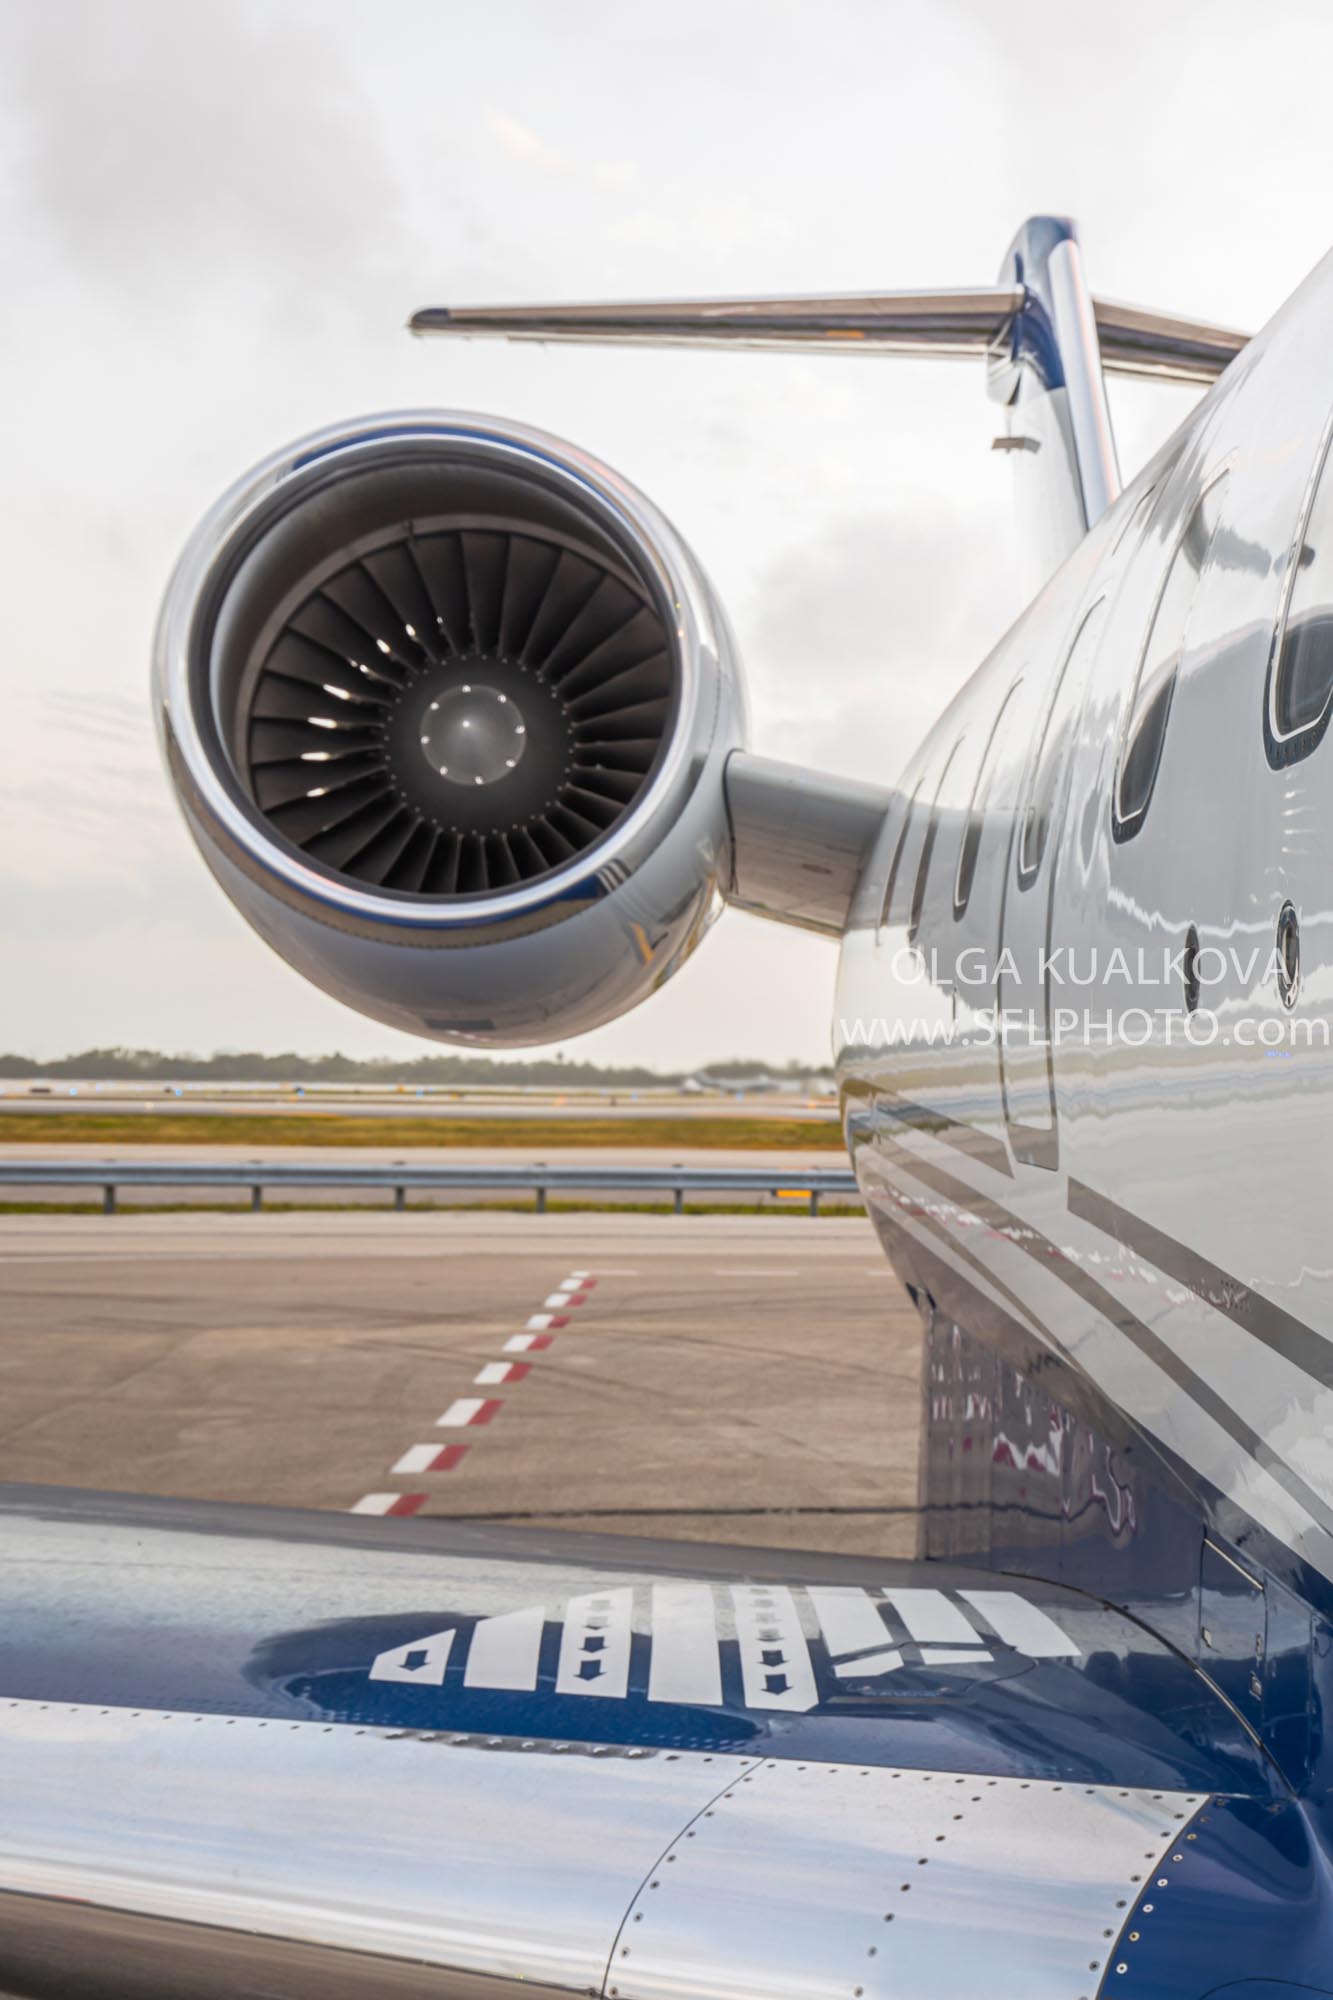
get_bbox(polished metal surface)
[0,1697,754,2000]
[988,217,1114,589]
[154,412,747,1044]
[0,1691,1200,2000]
[0,1485,1271,1790]
[419,681,528,785]
[409,288,1026,357]
[724,751,894,936]
[410,288,1246,382]
[1047,236,1121,525]
[835,234,1333,1594]
[612,1761,1201,2000]
[1092,294,1251,382]
[133,218,1333,1991]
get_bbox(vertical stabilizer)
[988,216,1121,593]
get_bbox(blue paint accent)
[1092,1795,1333,1999]
[0,1485,1277,1796]
[915,1297,1333,1811]
[988,214,1079,401]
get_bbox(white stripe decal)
[833,1647,903,1678]
[647,1583,721,1706]
[464,1604,545,1690]
[921,1645,994,1665]
[555,1587,633,1698]
[884,1588,977,1644]
[474,1361,513,1386]
[730,1584,818,1712]
[437,1398,485,1427]
[807,1586,892,1660]
[369,1627,455,1684]
[958,1589,1082,1658]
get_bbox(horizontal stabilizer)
[411,289,1248,385]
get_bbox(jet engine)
[154,413,746,1044]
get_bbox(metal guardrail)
[0,1160,862,1216]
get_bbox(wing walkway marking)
[884,1587,979,1644]
[960,1587,1083,1658]
[731,1583,819,1711]
[647,1581,723,1705]
[464,1604,545,1690]
[555,1587,633,1697]
[370,1626,455,1682]
[367,1582,1083,1702]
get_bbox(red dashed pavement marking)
[474,1360,530,1386]
[351,1269,597,1515]
[391,1443,469,1475]
[437,1396,503,1428]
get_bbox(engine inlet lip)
[155,412,721,933]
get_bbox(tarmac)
[0,1210,920,1557]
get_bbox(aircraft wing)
[410,288,1249,385]
[1,1484,1312,2000]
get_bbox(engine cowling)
[154,413,746,1044]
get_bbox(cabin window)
[1114,476,1227,841]
[955,681,1020,916]
[1272,431,1333,759]
[1020,603,1106,884]
[878,778,922,931]
[908,739,962,943]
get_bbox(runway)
[0,1212,919,1556]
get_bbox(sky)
[1,0,1329,1068]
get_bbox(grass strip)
[0,1113,844,1151]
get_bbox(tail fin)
[987,216,1120,592]
[411,219,1247,594]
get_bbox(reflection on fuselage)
[835,246,1333,1646]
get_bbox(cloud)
[740,507,1021,783]
[0,0,413,310]
[485,109,565,173]
[40,689,146,748]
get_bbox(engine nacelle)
[154,413,746,1045]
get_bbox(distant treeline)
[0,1047,817,1086]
